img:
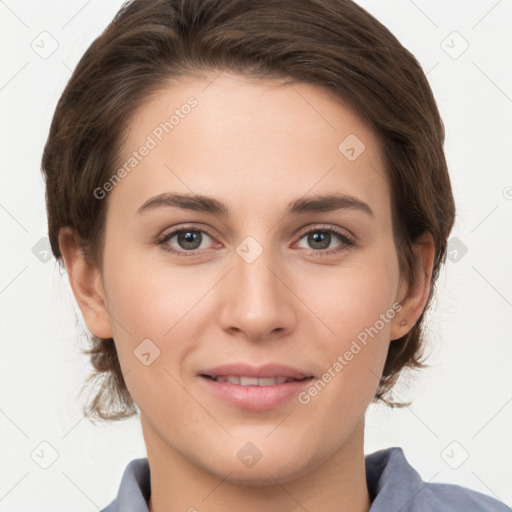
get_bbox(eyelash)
[155,224,356,258]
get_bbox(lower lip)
[199,376,314,410]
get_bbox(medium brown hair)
[41,0,455,420]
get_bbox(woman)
[41,0,509,510]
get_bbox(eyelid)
[157,222,216,239]
[294,223,354,240]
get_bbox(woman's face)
[93,72,413,483]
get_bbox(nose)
[217,240,297,343]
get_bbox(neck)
[144,417,371,512]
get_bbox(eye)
[295,225,355,256]
[156,226,218,257]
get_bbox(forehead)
[110,71,390,219]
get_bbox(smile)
[200,374,315,410]
[202,375,305,386]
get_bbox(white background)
[1,0,511,510]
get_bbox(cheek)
[103,242,201,336]
[101,247,221,395]
[299,246,400,398]
[100,253,206,414]
[304,247,399,338]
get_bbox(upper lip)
[200,363,312,380]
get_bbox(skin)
[59,72,434,512]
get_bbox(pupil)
[310,231,329,250]
[179,230,201,249]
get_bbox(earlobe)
[390,232,435,341]
[58,227,113,339]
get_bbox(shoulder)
[365,447,510,511]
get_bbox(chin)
[213,462,306,487]
[199,443,319,487]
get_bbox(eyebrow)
[136,192,374,218]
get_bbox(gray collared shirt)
[101,447,510,511]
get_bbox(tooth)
[258,377,277,386]
[211,375,296,386]
[240,376,259,386]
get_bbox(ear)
[58,227,113,339]
[390,232,435,341]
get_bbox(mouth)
[200,374,312,386]
[199,373,315,410]
[198,362,315,409]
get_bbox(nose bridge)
[219,232,295,338]
[234,233,283,306]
